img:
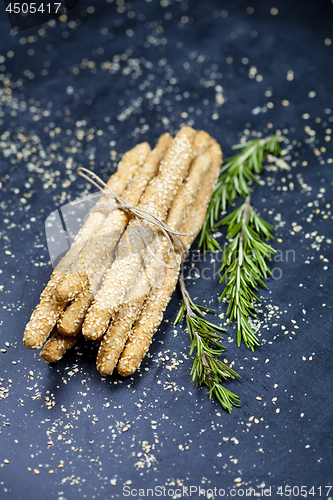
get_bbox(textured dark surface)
[0,0,332,499]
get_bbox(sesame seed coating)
[96,262,166,376]
[166,151,212,229]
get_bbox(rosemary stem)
[179,273,194,317]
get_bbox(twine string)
[77,167,188,268]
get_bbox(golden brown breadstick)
[82,126,196,341]
[56,134,172,304]
[56,251,115,337]
[117,142,222,376]
[23,142,150,349]
[96,150,213,375]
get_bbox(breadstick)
[96,150,213,375]
[56,134,171,304]
[82,126,196,341]
[56,251,115,337]
[167,151,212,229]
[95,292,149,376]
[56,134,172,335]
[40,329,81,363]
[117,142,222,376]
[117,254,179,376]
[23,142,150,349]
[95,249,164,375]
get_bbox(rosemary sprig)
[174,273,240,413]
[199,135,282,252]
[175,134,283,408]
[219,196,275,351]
[196,134,282,350]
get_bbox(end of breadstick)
[96,325,126,376]
[82,307,111,341]
[40,329,81,363]
[23,329,44,349]
[117,352,142,377]
[114,142,151,178]
[176,126,196,143]
[177,125,196,134]
[96,297,145,376]
[23,301,65,349]
[117,142,150,168]
[55,273,88,302]
[209,141,223,162]
[116,310,165,377]
[192,130,212,157]
[57,307,82,337]
[57,292,93,336]
[23,273,69,349]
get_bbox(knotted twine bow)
[76,167,188,269]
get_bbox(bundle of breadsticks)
[23,127,222,377]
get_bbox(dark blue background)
[0,0,332,499]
